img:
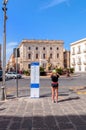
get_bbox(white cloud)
[41,0,70,9]
[6,42,18,63]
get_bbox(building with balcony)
[70,38,86,72]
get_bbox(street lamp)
[1,0,8,100]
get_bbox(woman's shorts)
[51,82,58,88]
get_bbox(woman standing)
[51,70,59,103]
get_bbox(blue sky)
[0,0,86,62]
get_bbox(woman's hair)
[52,69,57,74]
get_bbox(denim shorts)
[51,82,58,88]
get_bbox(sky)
[0,0,86,62]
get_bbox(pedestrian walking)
[50,69,60,103]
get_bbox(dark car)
[0,70,3,81]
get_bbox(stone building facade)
[18,39,64,71]
[70,38,86,72]
[63,49,70,68]
[6,54,16,71]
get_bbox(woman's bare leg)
[55,87,58,102]
[51,87,55,102]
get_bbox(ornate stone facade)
[18,39,64,71]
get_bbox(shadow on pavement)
[76,86,86,91]
[0,114,86,130]
[58,96,80,103]
[59,93,69,96]
[0,108,6,111]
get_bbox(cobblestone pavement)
[0,92,86,130]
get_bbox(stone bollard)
[0,86,6,100]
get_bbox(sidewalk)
[0,90,86,130]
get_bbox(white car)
[5,72,22,79]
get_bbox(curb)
[22,74,80,79]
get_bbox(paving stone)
[76,125,86,130]
[9,122,21,130]
[58,122,75,129]
[0,121,10,128]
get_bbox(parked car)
[5,72,22,79]
[0,70,3,81]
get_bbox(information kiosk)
[30,62,40,98]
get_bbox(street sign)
[30,62,40,98]
[13,48,20,57]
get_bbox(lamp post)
[1,0,8,100]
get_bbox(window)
[84,44,86,52]
[28,54,31,59]
[78,66,81,71]
[50,47,52,50]
[85,66,86,71]
[28,47,31,50]
[57,47,59,50]
[77,57,81,64]
[73,58,75,63]
[43,54,46,59]
[43,47,45,50]
[85,55,86,60]
[36,47,38,50]
[57,53,59,58]
[72,47,75,55]
[36,54,38,59]
[50,53,52,58]
[43,63,46,68]
[72,58,75,65]
[77,46,81,54]
[84,43,86,47]
[28,64,30,69]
